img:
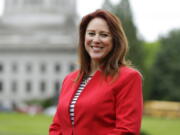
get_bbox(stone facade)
[0,0,78,108]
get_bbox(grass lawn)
[141,116,180,135]
[0,112,180,135]
[0,112,52,135]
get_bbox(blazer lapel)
[65,73,84,126]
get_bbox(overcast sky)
[0,0,180,42]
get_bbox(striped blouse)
[69,76,92,125]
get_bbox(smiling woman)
[49,9,143,135]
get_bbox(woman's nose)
[92,35,100,43]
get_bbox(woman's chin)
[90,56,103,62]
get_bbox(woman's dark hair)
[77,9,129,79]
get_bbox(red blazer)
[49,66,143,135]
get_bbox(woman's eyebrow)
[86,29,110,34]
[86,29,95,32]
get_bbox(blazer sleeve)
[49,75,68,135]
[108,71,143,135]
[49,103,63,135]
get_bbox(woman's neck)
[89,60,100,76]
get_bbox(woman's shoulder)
[119,66,142,78]
[64,70,80,81]
[110,66,142,87]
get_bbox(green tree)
[150,29,180,101]
[103,0,114,12]
[143,41,161,100]
[102,0,145,71]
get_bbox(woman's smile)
[90,45,104,51]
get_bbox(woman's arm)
[49,75,69,135]
[49,104,62,135]
[108,71,143,135]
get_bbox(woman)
[49,9,143,135]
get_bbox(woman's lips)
[90,45,104,51]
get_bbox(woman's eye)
[100,33,108,37]
[88,32,95,36]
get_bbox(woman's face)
[85,17,113,63]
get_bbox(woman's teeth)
[91,46,104,50]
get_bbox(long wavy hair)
[77,9,130,80]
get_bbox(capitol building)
[0,0,78,108]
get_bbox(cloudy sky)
[0,0,180,42]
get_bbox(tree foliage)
[150,29,180,101]
[143,42,161,100]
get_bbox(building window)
[40,63,46,73]
[12,63,18,73]
[26,63,32,73]
[26,81,32,93]
[55,63,61,73]
[69,63,75,72]
[0,64,3,72]
[0,81,3,92]
[55,81,61,93]
[40,81,46,93]
[12,81,17,93]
